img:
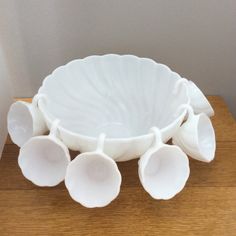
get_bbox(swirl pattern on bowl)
[38,54,189,161]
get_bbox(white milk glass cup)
[18,119,71,187]
[8,94,48,147]
[174,78,214,117]
[65,133,122,208]
[138,127,190,200]
[172,104,216,162]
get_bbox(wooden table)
[0,96,236,235]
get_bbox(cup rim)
[18,135,70,187]
[139,144,189,200]
[196,113,216,162]
[65,151,122,208]
[172,113,215,162]
[188,81,214,116]
[8,101,34,147]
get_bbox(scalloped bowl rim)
[38,54,190,143]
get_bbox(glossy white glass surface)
[38,54,189,160]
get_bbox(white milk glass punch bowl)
[8,54,216,207]
[38,54,189,161]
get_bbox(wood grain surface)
[0,96,235,236]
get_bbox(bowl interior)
[39,55,188,138]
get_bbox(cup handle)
[32,94,47,108]
[95,133,106,154]
[176,104,195,121]
[149,127,163,148]
[173,78,189,95]
[49,119,60,138]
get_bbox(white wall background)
[0,45,13,156]
[0,0,235,116]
